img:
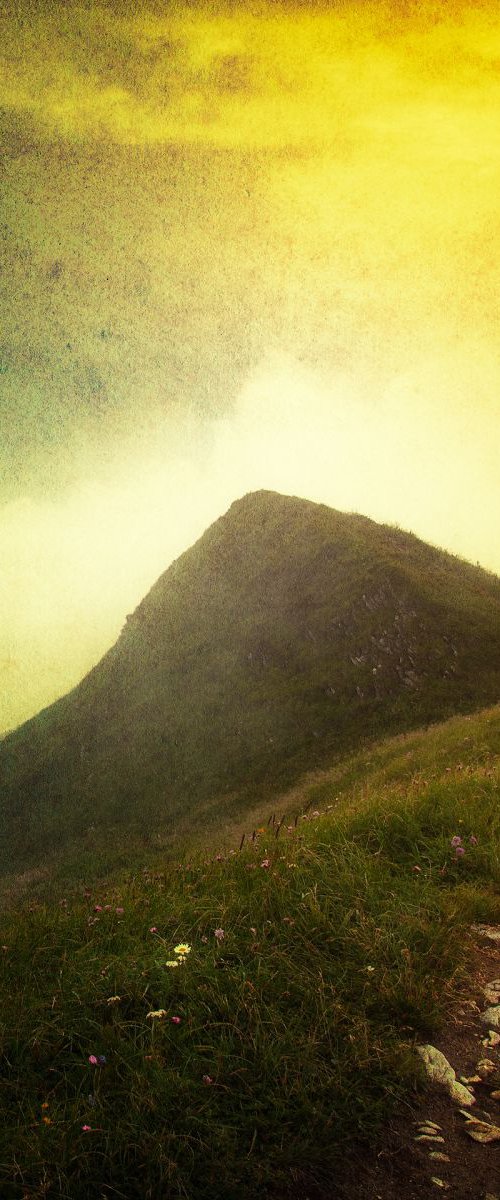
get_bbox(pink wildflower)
[82,1125,92,1132]
[455,846,465,857]
[451,836,462,848]
[260,859,270,869]
[202,1074,214,1085]
[469,835,478,846]
[94,905,103,913]
[214,928,225,941]
[115,907,124,915]
[171,1016,182,1024]
[149,926,158,934]
[88,1055,98,1066]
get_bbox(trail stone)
[463,1120,500,1143]
[480,1007,500,1029]
[414,1134,446,1144]
[431,1179,449,1189]
[429,1152,451,1162]
[449,1081,475,1104]
[476,1059,496,1078]
[416,1044,476,1105]
[472,925,500,943]
[482,1031,500,1048]
[484,980,500,1004]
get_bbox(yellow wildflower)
[146,1009,168,1020]
[165,960,179,968]
[174,943,191,957]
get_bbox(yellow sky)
[1,1,499,731]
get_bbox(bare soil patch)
[282,936,500,1200]
[334,937,500,1200]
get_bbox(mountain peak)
[1,495,499,873]
[222,488,310,519]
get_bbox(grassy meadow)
[1,705,499,1199]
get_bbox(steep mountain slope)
[1,489,500,871]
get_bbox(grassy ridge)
[1,707,499,1199]
[2,491,500,877]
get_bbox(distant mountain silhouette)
[1,490,500,872]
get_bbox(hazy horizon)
[2,0,499,731]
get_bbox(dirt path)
[336,930,500,1200]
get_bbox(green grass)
[1,707,499,1199]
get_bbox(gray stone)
[482,1031,500,1048]
[464,1119,500,1143]
[484,979,500,1004]
[480,1006,500,1029]
[472,925,500,943]
[416,1044,476,1106]
[476,1059,496,1077]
